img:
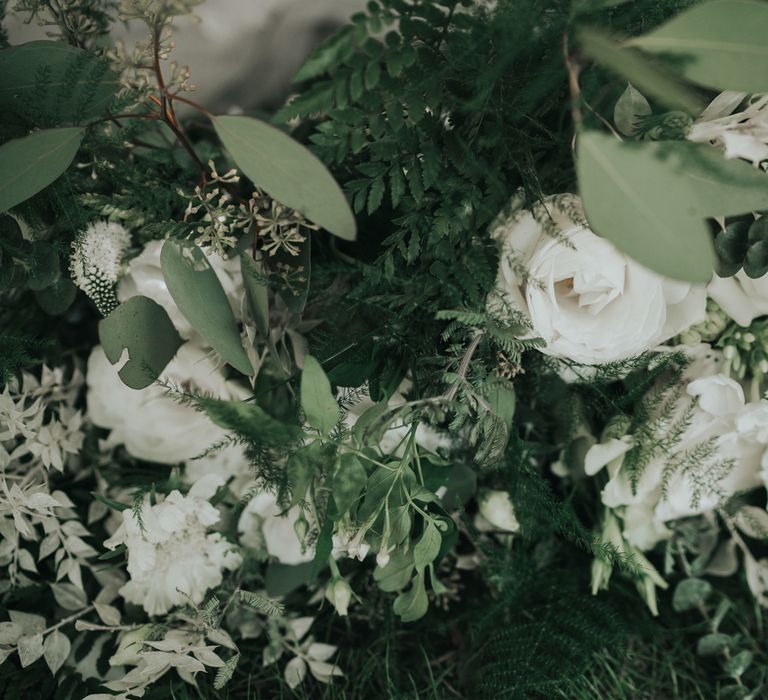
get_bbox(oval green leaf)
[0,127,83,213]
[0,41,119,125]
[301,354,340,435]
[629,0,768,93]
[577,131,746,283]
[98,295,182,390]
[212,114,356,241]
[160,239,253,376]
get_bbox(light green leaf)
[286,443,324,507]
[98,295,182,390]
[50,582,88,611]
[413,521,441,569]
[579,28,703,113]
[301,355,340,435]
[212,115,356,241]
[0,41,119,124]
[332,453,367,515]
[18,634,44,668]
[613,83,651,136]
[393,570,429,622]
[160,239,253,375]
[672,577,712,612]
[0,127,83,213]
[374,550,415,592]
[578,132,727,282]
[197,396,303,447]
[43,630,70,675]
[629,0,768,93]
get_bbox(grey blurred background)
[3,0,366,111]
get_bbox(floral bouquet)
[2,0,768,698]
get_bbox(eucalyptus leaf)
[213,114,356,241]
[35,278,76,315]
[579,28,702,113]
[0,41,118,124]
[98,296,182,390]
[301,355,340,435]
[160,239,253,375]
[240,252,270,339]
[672,577,712,612]
[577,131,765,282]
[629,0,768,93]
[0,127,83,213]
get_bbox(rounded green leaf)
[629,0,768,93]
[160,239,253,376]
[212,115,356,241]
[98,295,183,390]
[301,355,340,435]
[0,41,119,125]
[0,127,83,213]
[332,453,367,515]
[576,131,768,283]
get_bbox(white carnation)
[104,476,241,615]
[489,194,706,364]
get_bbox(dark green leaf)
[213,115,356,241]
[160,239,253,375]
[301,355,340,435]
[197,397,303,447]
[332,453,367,515]
[672,577,712,612]
[393,570,429,622]
[98,296,182,390]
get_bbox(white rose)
[87,342,248,463]
[586,363,765,549]
[709,270,768,327]
[489,194,706,364]
[118,240,243,339]
[237,490,313,565]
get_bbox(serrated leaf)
[43,630,70,675]
[98,295,182,389]
[0,127,83,213]
[629,0,768,93]
[213,115,356,241]
[301,355,340,435]
[160,239,252,375]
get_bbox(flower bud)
[325,578,352,616]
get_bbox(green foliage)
[213,115,356,241]
[715,214,768,278]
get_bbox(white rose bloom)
[117,239,243,340]
[586,360,766,550]
[489,194,706,364]
[238,490,313,565]
[709,270,768,327]
[104,476,241,615]
[87,342,248,463]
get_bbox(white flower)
[117,239,243,339]
[586,361,766,549]
[709,269,768,327]
[70,221,131,315]
[489,194,706,364]
[185,444,255,497]
[104,478,241,615]
[689,92,768,167]
[475,489,520,533]
[86,341,248,464]
[237,489,313,565]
